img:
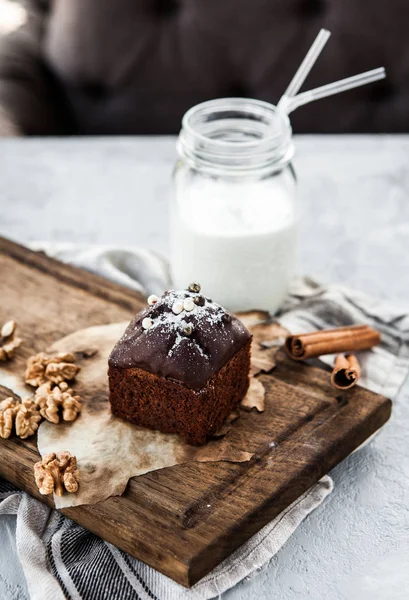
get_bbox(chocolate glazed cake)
[108,283,252,445]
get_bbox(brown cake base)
[108,340,251,445]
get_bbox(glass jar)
[170,98,297,313]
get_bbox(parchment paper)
[0,314,285,509]
[37,323,257,508]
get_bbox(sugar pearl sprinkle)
[142,317,154,330]
[183,324,194,336]
[183,297,195,312]
[172,301,184,315]
[193,295,205,306]
[147,294,158,305]
[188,282,201,293]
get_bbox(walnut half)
[0,397,42,439]
[34,451,80,496]
[0,398,18,438]
[25,352,80,388]
[0,320,23,361]
[35,382,81,424]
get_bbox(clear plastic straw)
[283,67,386,114]
[278,29,331,105]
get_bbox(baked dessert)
[108,283,251,445]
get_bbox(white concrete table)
[0,136,408,600]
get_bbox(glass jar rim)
[177,98,294,175]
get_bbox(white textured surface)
[0,135,409,600]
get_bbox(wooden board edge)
[185,395,392,586]
[0,235,146,311]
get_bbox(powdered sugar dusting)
[109,285,251,390]
[146,289,226,355]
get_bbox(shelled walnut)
[0,397,42,439]
[0,320,23,361]
[34,451,80,496]
[25,352,80,387]
[16,398,43,438]
[35,382,81,423]
[0,398,18,438]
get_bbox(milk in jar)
[170,98,297,313]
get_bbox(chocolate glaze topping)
[108,285,252,390]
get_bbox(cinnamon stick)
[331,354,361,390]
[285,325,380,361]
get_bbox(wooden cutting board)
[0,236,392,588]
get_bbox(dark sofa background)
[0,0,407,136]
